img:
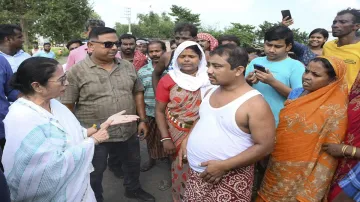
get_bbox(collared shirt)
[32,50,56,59]
[138,62,156,117]
[0,55,19,139]
[65,44,88,71]
[323,40,360,90]
[60,55,144,142]
[0,50,31,72]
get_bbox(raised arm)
[152,52,170,93]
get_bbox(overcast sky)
[91,0,359,36]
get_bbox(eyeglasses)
[90,41,121,48]
[48,73,67,86]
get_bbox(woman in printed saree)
[257,56,348,202]
[155,41,211,201]
[2,57,138,202]
[323,71,360,202]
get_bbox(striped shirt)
[138,63,156,117]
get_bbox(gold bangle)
[342,145,349,157]
[92,124,97,129]
[351,147,357,158]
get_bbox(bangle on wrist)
[351,146,357,158]
[342,145,349,157]
[160,137,172,142]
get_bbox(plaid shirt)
[339,162,360,201]
[60,55,144,142]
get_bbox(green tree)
[0,0,93,50]
[223,23,256,47]
[115,11,174,39]
[199,25,223,39]
[168,5,201,26]
[137,12,174,38]
[254,21,277,44]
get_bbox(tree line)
[0,1,309,51]
[115,5,310,48]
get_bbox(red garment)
[197,33,219,51]
[328,71,360,201]
[133,51,147,71]
[155,74,176,103]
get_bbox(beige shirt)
[60,55,144,142]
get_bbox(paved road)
[103,140,173,202]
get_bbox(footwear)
[140,159,156,172]
[125,188,155,201]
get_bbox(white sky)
[91,0,360,36]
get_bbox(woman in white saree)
[2,57,138,202]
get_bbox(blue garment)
[0,50,31,72]
[0,55,19,139]
[292,41,318,66]
[288,87,304,100]
[0,150,10,202]
[246,56,305,126]
[339,162,360,201]
[138,63,156,117]
[32,50,56,59]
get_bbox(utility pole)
[124,7,132,34]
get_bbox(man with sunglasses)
[65,19,122,71]
[61,27,155,202]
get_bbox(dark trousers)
[90,134,141,202]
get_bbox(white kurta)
[2,98,96,202]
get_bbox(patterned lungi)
[183,165,254,202]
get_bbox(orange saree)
[257,56,349,202]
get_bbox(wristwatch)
[139,118,149,123]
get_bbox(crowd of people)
[0,7,359,202]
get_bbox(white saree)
[2,98,96,202]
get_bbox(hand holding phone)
[281,10,292,20]
[254,64,267,73]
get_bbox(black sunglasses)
[91,41,121,48]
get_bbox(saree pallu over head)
[258,56,349,202]
[167,41,211,153]
[328,70,360,201]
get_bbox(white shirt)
[187,87,261,173]
[0,50,31,72]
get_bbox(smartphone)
[281,10,292,20]
[254,64,266,73]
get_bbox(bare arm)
[222,96,276,170]
[152,52,170,93]
[155,101,170,138]
[268,79,292,97]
